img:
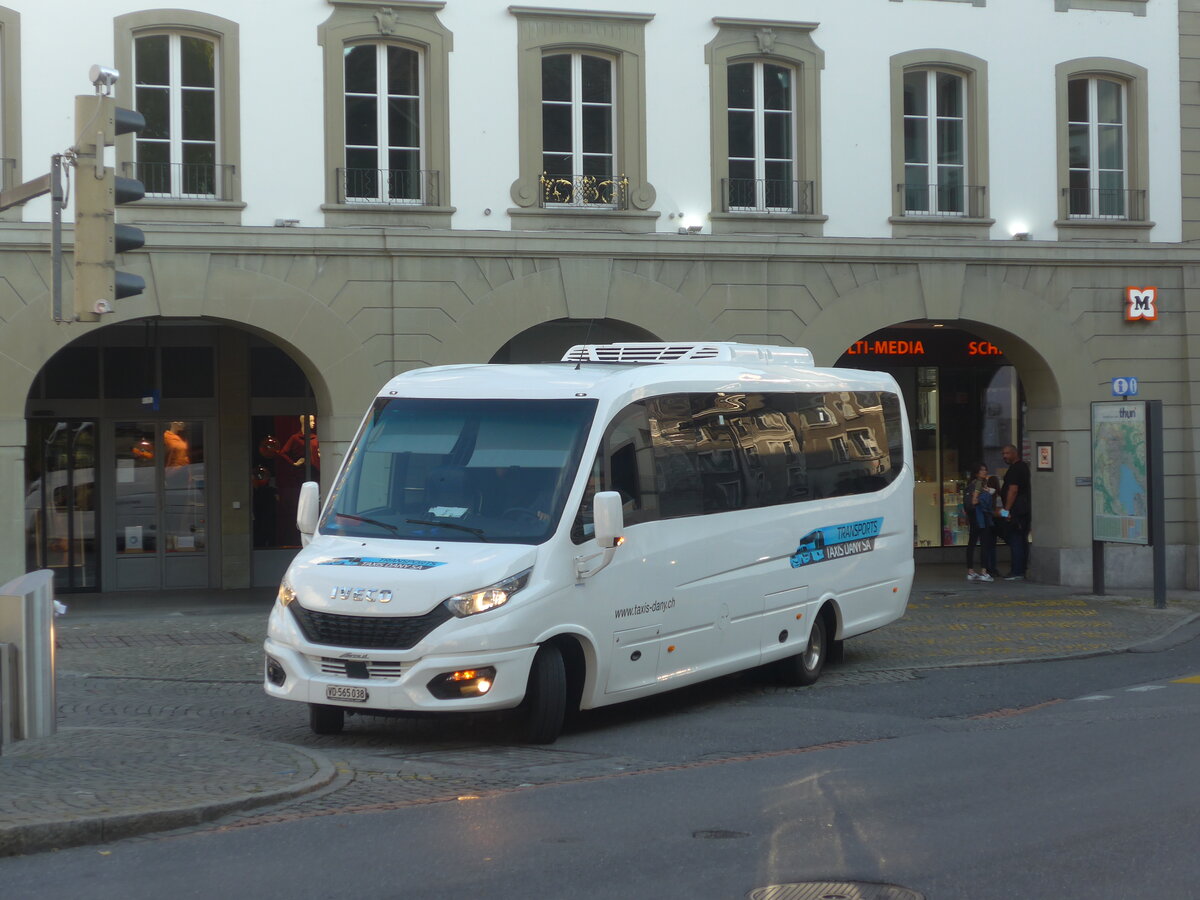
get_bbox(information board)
[1091,401,1149,544]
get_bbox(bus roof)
[376,342,897,401]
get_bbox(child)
[975,476,1001,582]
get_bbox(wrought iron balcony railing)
[337,168,440,205]
[722,178,815,214]
[123,161,237,201]
[899,183,987,218]
[1063,187,1146,221]
[539,172,629,209]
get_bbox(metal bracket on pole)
[0,172,50,212]
[51,155,67,322]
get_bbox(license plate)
[326,684,369,702]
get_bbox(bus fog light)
[265,655,287,686]
[427,666,497,699]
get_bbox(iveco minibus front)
[262,384,605,741]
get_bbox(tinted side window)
[645,395,705,518]
[573,389,904,533]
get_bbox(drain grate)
[748,883,924,900]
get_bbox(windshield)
[321,397,597,544]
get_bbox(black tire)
[774,613,828,687]
[309,703,345,735]
[518,643,567,744]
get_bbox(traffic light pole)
[0,67,147,323]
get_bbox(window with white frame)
[541,52,618,207]
[342,43,425,204]
[1067,76,1127,218]
[134,33,219,199]
[903,69,967,216]
[727,61,796,212]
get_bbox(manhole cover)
[748,883,924,900]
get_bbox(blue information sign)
[1111,377,1139,397]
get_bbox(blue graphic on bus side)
[789,517,883,568]
[318,557,445,571]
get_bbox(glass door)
[113,419,209,589]
[26,420,99,592]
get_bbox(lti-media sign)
[840,330,1006,365]
[1125,286,1157,321]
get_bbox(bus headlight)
[277,580,297,608]
[443,568,531,618]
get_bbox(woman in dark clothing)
[964,462,988,581]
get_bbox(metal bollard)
[0,570,57,743]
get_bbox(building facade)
[1,0,1197,594]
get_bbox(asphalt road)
[2,630,1198,899]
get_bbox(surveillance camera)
[89,65,119,89]
[92,299,114,315]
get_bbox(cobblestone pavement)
[2,568,1198,857]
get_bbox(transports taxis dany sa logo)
[790,517,883,568]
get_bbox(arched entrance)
[489,318,659,364]
[837,322,1025,553]
[25,319,319,592]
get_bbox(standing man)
[1000,443,1031,580]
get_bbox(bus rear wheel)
[775,613,828,687]
[517,643,567,744]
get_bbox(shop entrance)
[111,418,211,590]
[25,320,319,593]
[837,324,1025,551]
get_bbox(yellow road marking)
[1172,675,1200,684]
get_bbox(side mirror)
[592,491,624,549]
[296,481,320,546]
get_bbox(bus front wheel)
[309,703,345,735]
[518,643,567,744]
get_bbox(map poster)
[1091,401,1149,545]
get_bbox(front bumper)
[262,633,537,713]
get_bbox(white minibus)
[263,342,914,742]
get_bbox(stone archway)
[433,259,712,366]
[490,317,659,363]
[802,265,1098,584]
[0,262,381,587]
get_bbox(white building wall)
[8,0,1183,240]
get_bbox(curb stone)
[0,728,338,858]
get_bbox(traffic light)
[73,92,146,322]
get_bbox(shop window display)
[252,414,318,549]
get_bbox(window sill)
[710,212,828,236]
[1055,218,1155,241]
[508,207,659,233]
[322,204,455,229]
[889,215,994,239]
[125,199,246,227]
[1055,0,1146,16]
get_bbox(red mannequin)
[278,415,319,469]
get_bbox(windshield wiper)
[405,519,489,541]
[334,512,401,536]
